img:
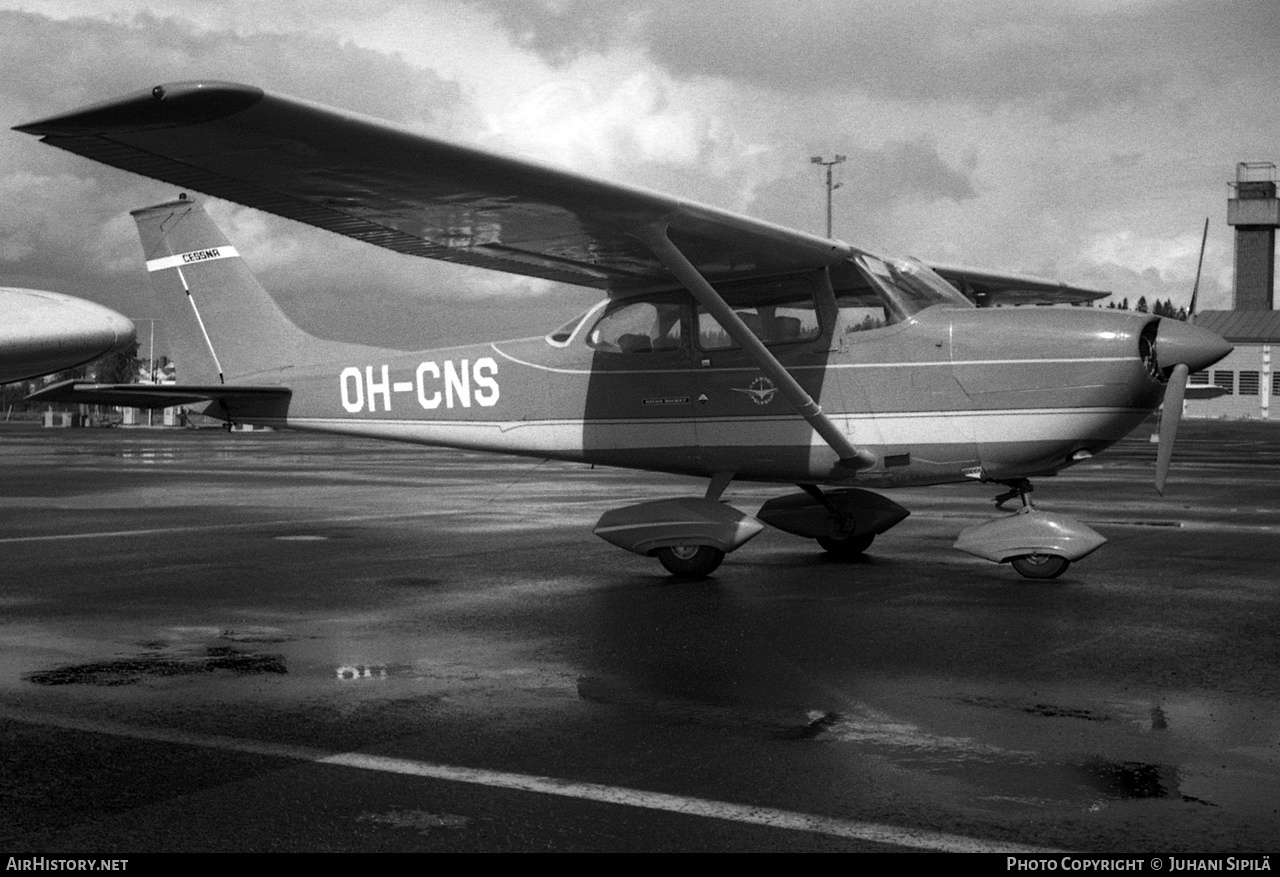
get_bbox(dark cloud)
[473,0,1280,118]
[0,10,526,349]
[2,10,461,126]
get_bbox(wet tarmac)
[0,420,1277,853]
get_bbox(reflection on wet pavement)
[26,645,287,686]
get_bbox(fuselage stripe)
[489,344,1132,376]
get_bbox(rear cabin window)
[546,303,603,347]
[696,277,820,351]
[587,300,684,354]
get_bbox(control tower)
[1227,161,1279,310]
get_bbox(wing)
[15,81,848,294]
[928,262,1110,306]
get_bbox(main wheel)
[655,545,725,578]
[1011,553,1070,580]
[817,532,875,557]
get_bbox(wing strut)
[636,225,876,472]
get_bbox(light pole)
[810,154,846,239]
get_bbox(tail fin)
[133,197,307,384]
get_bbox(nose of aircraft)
[1157,317,1232,374]
[0,287,137,384]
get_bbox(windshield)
[853,254,972,323]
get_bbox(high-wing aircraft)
[0,287,135,385]
[17,81,1232,579]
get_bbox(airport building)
[1185,162,1280,420]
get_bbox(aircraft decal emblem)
[732,376,778,406]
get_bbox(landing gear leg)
[993,478,1033,510]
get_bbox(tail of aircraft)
[132,196,307,384]
[26,196,304,419]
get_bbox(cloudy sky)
[1,0,1277,353]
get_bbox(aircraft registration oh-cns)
[17,81,1232,580]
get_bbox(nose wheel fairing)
[954,495,1106,579]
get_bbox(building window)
[1238,371,1260,395]
[1189,370,1209,385]
[1213,370,1234,394]
[1272,373,1280,396]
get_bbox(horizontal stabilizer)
[27,380,290,418]
[1183,384,1229,400]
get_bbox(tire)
[816,532,875,557]
[655,545,725,578]
[1011,553,1070,580]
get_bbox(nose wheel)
[1010,552,1070,579]
[655,545,725,578]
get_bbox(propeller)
[1153,218,1227,495]
[1155,362,1189,494]
[1187,216,1209,319]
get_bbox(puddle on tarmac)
[25,644,287,686]
[958,694,1113,722]
[1081,758,1214,805]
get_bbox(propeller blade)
[1155,362,1190,495]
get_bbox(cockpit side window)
[835,292,889,335]
[696,277,821,351]
[587,300,685,354]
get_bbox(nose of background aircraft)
[0,287,137,384]
[1157,317,1233,374]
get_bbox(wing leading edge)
[15,81,847,294]
[16,81,1109,306]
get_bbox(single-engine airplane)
[17,82,1232,579]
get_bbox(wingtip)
[14,81,264,137]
